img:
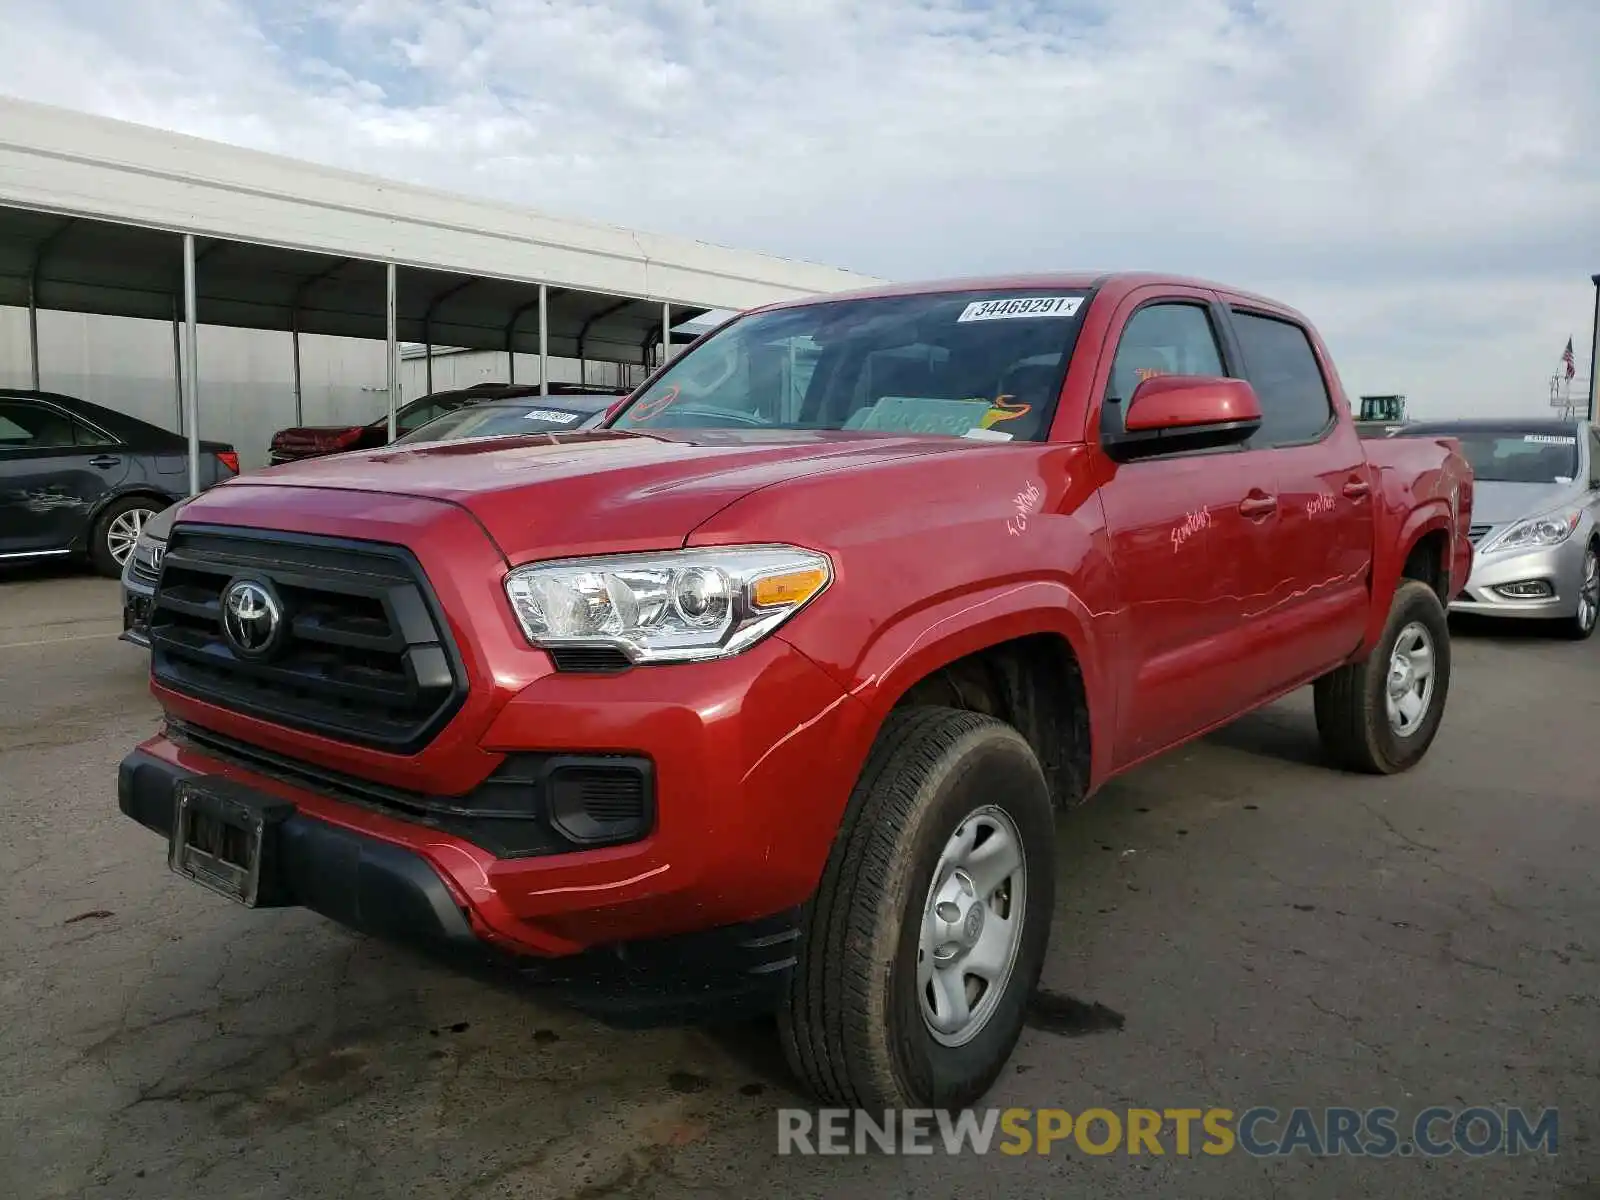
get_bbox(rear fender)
[1361,501,1456,656]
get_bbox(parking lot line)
[0,631,121,651]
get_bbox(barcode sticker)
[956,296,1083,323]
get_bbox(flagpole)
[1588,274,1599,423]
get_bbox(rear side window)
[1230,311,1334,445]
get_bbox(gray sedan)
[1401,418,1600,639]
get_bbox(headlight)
[1487,510,1580,552]
[129,534,162,574]
[503,545,832,664]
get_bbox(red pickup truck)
[119,272,1473,1112]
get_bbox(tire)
[89,496,163,578]
[778,706,1057,1110]
[1314,579,1452,774]
[1559,541,1599,641]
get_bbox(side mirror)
[1107,375,1262,459]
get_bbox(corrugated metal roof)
[0,97,886,364]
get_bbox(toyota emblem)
[221,578,283,658]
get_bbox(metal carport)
[0,96,885,492]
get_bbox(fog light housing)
[545,757,655,846]
[1494,580,1553,599]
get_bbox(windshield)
[394,402,598,444]
[610,289,1091,441]
[1422,429,1580,484]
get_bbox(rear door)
[1091,288,1284,766]
[1218,305,1375,688]
[0,398,127,556]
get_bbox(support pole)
[182,234,201,496]
[26,280,40,391]
[662,301,671,366]
[291,318,303,426]
[538,284,549,396]
[386,263,400,441]
[171,302,184,433]
[425,342,434,396]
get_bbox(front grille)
[148,526,466,754]
[129,551,161,587]
[1468,523,1494,544]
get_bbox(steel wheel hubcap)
[1579,550,1599,631]
[106,508,154,566]
[918,805,1027,1047]
[1386,621,1436,738]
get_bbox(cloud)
[3,0,1598,414]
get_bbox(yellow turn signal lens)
[750,566,829,609]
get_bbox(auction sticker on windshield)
[957,296,1084,323]
[524,409,581,423]
[1524,434,1576,445]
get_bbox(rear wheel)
[1560,541,1599,641]
[779,706,1056,1110]
[90,496,162,578]
[1314,580,1452,774]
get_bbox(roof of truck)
[743,271,1303,320]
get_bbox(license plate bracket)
[168,778,295,907]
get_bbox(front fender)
[786,578,1115,794]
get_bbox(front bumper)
[119,745,807,1024]
[1449,537,1587,619]
[118,570,155,647]
[122,630,874,1015]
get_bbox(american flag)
[1563,337,1576,380]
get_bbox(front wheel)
[1314,579,1452,774]
[1560,542,1599,641]
[779,706,1057,1110]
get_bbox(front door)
[1091,290,1283,767]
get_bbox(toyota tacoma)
[119,272,1474,1110]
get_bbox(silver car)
[119,499,183,647]
[1401,418,1600,639]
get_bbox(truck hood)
[213,428,975,563]
[1469,480,1585,526]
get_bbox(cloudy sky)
[4,0,1598,417]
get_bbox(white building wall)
[0,306,646,469]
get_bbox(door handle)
[1238,493,1278,519]
[88,455,121,469]
[1343,478,1371,499]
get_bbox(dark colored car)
[267,382,629,465]
[0,389,238,577]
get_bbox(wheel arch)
[838,580,1110,808]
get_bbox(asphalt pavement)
[2,569,1598,1199]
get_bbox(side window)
[1106,303,1225,405]
[71,419,115,448]
[1230,310,1334,445]
[1589,429,1600,486]
[0,401,76,449]
[398,403,440,433]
